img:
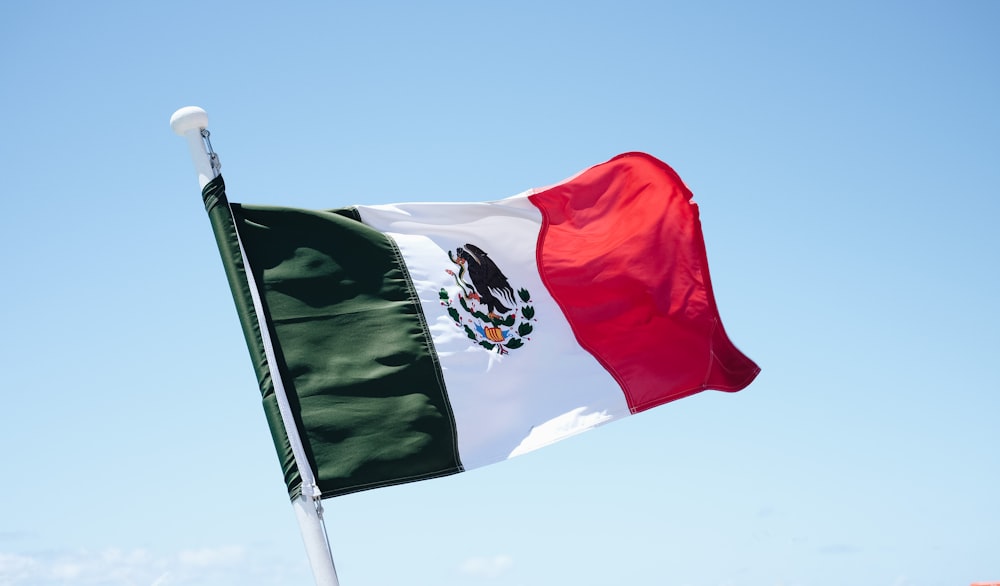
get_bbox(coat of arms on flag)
[440,243,535,354]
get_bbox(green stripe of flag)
[207,175,463,499]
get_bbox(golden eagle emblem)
[440,243,535,354]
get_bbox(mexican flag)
[204,152,759,499]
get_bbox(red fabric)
[528,152,759,412]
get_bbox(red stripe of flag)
[529,152,759,412]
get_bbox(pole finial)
[171,106,217,188]
[170,106,209,136]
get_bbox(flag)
[203,151,759,499]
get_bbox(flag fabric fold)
[205,152,759,499]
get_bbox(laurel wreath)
[439,287,535,353]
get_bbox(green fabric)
[206,177,462,498]
[202,177,300,497]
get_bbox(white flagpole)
[170,106,341,586]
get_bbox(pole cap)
[170,106,209,135]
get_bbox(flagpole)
[170,106,341,586]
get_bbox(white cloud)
[0,545,248,585]
[458,554,514,579]
[0,547,166,585]
[177,545,244,567]
[817,543,862,555]
[0,552,38,583]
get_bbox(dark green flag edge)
[202,176,304,499]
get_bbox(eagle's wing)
[481,257,517,308]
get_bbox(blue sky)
[2,1,998,585]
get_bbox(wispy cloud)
[0,548,162,585]
[177,545,245,568]
[756,506,777,518]
[0,545,257,585]
[458,554,514,579]
[817,543,863,555]
[0,552,37,584]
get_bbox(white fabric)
[356,197,630,470]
